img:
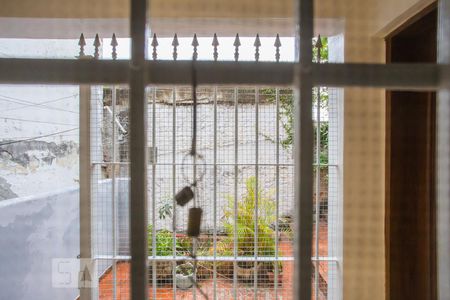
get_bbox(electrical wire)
[0,116,77,126]
[0,94,78,114]
[0,128,78,147]
[1,93,79,113]
[2,134,79,140]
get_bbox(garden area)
[95,37,330,299]
[98,176,298,299]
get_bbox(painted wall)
[0,180,124,300]
[334,2,434,300]
[0,187,80,300]
[0,0,429,20]
[325,2,387,299]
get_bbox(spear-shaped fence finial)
[111,33,118,60]
[315,34,323,63]
[274,34,281,62]
[78,33,86,58]
[212,33,219,62]
[192,34,199,61]
[233,33,241,62]
[151,33,158,61]
[254,34,261,62]
[172,33,179,61]
[93,34,101,59]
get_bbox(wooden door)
[386,4,437,300]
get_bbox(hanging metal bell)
[175,186,194,206]
[187,207,203,237]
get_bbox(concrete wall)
[0,180,125,300]
[0,187,80,300]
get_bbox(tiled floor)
[99,240,294,300]
[98,225,329,299]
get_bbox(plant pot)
[175,263,194,289]
[216,261,234,278]
[175,273,194,289]
[236,262,259,281]
[267,271,283,287]
[148,261,173,283]
[196,261,214,279]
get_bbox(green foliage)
[147,225,192,257]
[158,196,173,220]
[147,225,174,256]
[148,194,191,257]
[313,36,329,64]
[219,176,277,258]
[176,263,194,276]
[261,36,329,164]
[176,236,192,254]
[316,122,329,165]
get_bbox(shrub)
[218,176,277,269]
[147,225,174,256]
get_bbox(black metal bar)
[295,0,314,298]
[0,58,129,84]
[313,63,440,90]
[129,0,149,299]
[0,58,443,89]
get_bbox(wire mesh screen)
[84,33,340,299]
[90,75,340,299]
[91,84,130,299]
[145,86,299,299]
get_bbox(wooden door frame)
[385,3,437,300]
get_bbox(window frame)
[0,0,448,299]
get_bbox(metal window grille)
[0,0,449,299]
[87,33,341,299]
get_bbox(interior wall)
[333,2,386,299]
[324,1,433,300]
[0,0,429,21]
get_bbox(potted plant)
[147,196,198,284]
[147,225,174,282]
[147,196,184,283]
[266,261,283,287]
[218,176,278,281]
[175,262,194,289]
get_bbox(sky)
[114,36,296,61]
[0,36,296,62]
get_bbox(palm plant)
[219,176,277,271]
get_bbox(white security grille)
[92,85,339,299]
[85,33,340,300]
[86,30,341,299]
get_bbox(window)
[89,34,342,299]
[0,1,448,300]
